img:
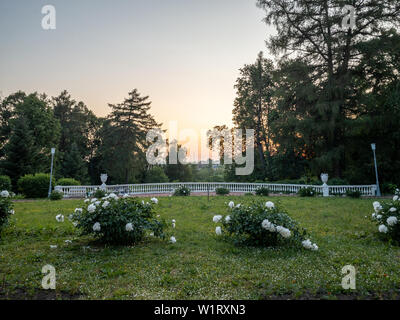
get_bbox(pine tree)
[97,89,161,183]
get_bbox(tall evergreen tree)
[96,89,161,183]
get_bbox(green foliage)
[0,93,60,187]
[0,175,11,191]
[93,189,106,198]
[215,187,230,195]
[56,178,81,186]
[145,166,168,183]
[0,192,13,237]
[298,187,316,197]
[72,196,166,245]
[50,190,63,201]
[17,173,50,198]
[346,190,361,199]
[255,187,270,196]
[95,89,161,184]
[370,191,400,244]
[218,201,311,248]
[173,186,191,196]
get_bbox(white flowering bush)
[370,189,400,243]
[214,200,317,250]
[173,186,191,196]
[71,194,166,244]
[0,190,14,237]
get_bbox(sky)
[0,0,274,160]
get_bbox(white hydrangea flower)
[72,222,78,227]
[276,226,291,238]
[123,194,129,198]
[225,215,231,223]
[228,201,234,208]
[93,222,101,232]
[125,223,133,232]
[261,219,276,232]
[84,199,90,203]
[90,198,98,203]
[389,207,397,212]
[302,239,312,249]
[213,215,223,223]
[55,214,64,222]
[9,209,15,215]
[236,204,241,208]
[378,224,388,233]
[172,219,176,223]
[377,215,382,220]
[64,240,72,244]
[215,226,222,235]
[170,236,177,243]
[393,195,399,201]
[102,201,110,208]
[265,201,275,209]
[387,216,398,226]
[1,190,10,197]
[50,245,58,249]
[95,201,101,206]
[108,193,118,200]
[151,197,158,204]
[87,204,96,213]
[373,201,382,213]
[371,213,376,219]
[74,208,82,214]
[172,222,176,228]
[312,243,318,251]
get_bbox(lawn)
[1,196,399,300]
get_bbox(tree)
[256,0,400,177]
[52,90,99,183]
[96,89,161,184]
[0,93,60,187]
[232,52,275,179]
[144,166,169,183]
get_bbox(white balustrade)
[54,182,378,198]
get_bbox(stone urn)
[321,173,329,197]
[100,173,108,191]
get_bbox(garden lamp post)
[48,147,56,198]
[371,143,381,197]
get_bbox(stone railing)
[54,182,377,198]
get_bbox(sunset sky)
[0,0,274,160]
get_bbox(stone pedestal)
[321,173,329,197]
[100,173,108,191]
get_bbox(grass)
[1,196,400,300]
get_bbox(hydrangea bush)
[173,186,191,196]
[370,189,400,243]
[214,200,318,250]
[0,190,14,237]
[71,193,166,244]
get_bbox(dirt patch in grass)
[0,283,82,300]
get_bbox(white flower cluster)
[261,219,291,239]
[301,239,318,251]
[0,190,10,198]
[371,199,399,234]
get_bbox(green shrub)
[17,173,50,198]
[370,190,400,244]
[50,190,63,200]
[244,192,254,196]
[382,183,397,195]
[298,187,316,197]
[71,195,166,244]
[173,186,191,196]
[214,200,317,250]
[346,190,361,198]
[255,187,270,196]
[92,188,107,198]
[328,178,349,185]
[56,178,81,186]
[145,166,169,183]
[215,187,230,195]
[0,176,11,192]
[0,191,14,237]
